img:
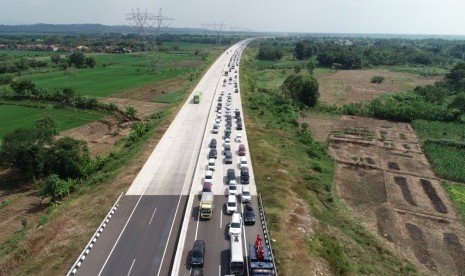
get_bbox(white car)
[215,118,221,124]
[224,138,231,147]
[235,134,242,143]
[241,186,251,203]
[205,170,213,182]
[226,195,237,214]
[207,158,216,171]
[229,213,242,237]
[228,182,238,195]
[239,157,248,169]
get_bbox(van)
[224,151,233,164]
[240,167,249,184]
[227,169,236,184]
[241,186,251,203]
[238,144,246,156]
[226,195,237,214]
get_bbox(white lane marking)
[194,206,200,240]
[220,209,223,229]
[157,193,184,276]
[148,207,157,225]
[219,265,221,276]
[127,259,136,276]
[98,195,143,276]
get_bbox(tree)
[68,51,86,68]
[35,115,58,145]
[282,74,319,107]
[44,137,90,178]
[0,128,44,178]
[39,174,71,202]
[256,46,284,61]
[306,58,317,75]
[85,57,96,68]
[10,80,37,96]
[294,41,315,60]
[50,53,61,65]
[449,92,465,113]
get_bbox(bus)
[230,234,244,275]
[193,91,202,103]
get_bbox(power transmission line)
[126,8,174,73]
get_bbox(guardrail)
[258,193,278,276]
[67,192,123,276]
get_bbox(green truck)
[194,91,202,103]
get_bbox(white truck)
[200,191,214,220]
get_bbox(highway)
[173,41,267,276]
[76,42,249,276]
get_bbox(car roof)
[228,194,236,201]
[231,212,241,221]
[194,240,205,247]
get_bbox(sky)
[1,0,464,35]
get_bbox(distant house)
[76,45,90,51]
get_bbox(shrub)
[371,75,385,84]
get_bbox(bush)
[0,73,14,85]
[371,75,385,84]
[282,74,319,107]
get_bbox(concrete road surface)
[76,41,248,276]
[172,41,267,276]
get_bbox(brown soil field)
[304,115,465,275]
[317,69,441,105]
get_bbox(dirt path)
[305,115,465,275]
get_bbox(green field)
[0,45,220,137]
[413,119,465,223]
[413,119,465,182]
[20,53,202,97]
[152,90,186,103]
[0,105,106,137]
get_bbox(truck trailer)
[249,235,275,276]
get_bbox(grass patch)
[414,120,465,182]
[423,143,465,182]
[413,120,465,141]
[444,182,465,221]
[0,223,28,260]
[0,104,106,138]
[152,89,185,103]
[24,65,195,97]
[308,235,352,275]
[0,199,12,209]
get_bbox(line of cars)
[190,46,256,274]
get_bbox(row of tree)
[0,50,95,75]
[292,38,465,69]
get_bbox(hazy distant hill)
[0,23,207,35]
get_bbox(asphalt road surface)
[76,41,249,276]
[172,41,266,276]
